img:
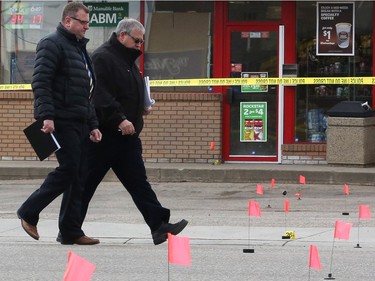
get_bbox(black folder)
[23,119,61,161]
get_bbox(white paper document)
[144,76,155,109]
[50,132,61,150]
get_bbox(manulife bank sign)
[86,2,129,27]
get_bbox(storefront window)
[1,0,212,89]
[295,1,373,143]
[0,0,140,84]
[1,1,64,84]
[228,1,281,22]
[144,1,214,92]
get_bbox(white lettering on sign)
[90,13,117,24]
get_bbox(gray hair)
[115,18,145,36]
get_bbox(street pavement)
[0,176,375,281]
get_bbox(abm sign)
[86,2,129,27]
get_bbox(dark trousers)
[81,133,170,232]
[17,120,89,240]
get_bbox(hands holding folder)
[24,119,102,161]
[23,119,60,161]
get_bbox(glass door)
[223,26,280,162]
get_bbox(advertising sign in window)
[316,2,355,56]
[241,72,268,93]
[240,102,267,142]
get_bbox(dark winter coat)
[91,32,145,136]
[32,23,98,130]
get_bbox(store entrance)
[222,26,281,162]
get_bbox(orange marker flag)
[63,251,96,281]
[334,220,352,240]
[299,175,306,184]
[256,184,264,195]
[248,200,261,217]
[359,205,371,219]
[309,245,322,270]
[168,233,191,267]
[344,184,350,195]
[270,178,275,188]
[210,141,215,150]
[284,199,290,213]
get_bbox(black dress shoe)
[56,232,62,243]
[60,235,100,245]
[152,219,188,245]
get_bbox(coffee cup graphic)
[335,23,351,49]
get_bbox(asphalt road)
[1,179,374,281]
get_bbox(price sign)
[3,2,44,29]
[322,29,331,40]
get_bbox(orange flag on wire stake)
[359,205,371,219]
[284,199,290,213]
[256,184,264,195]
[63,251,96,281]
[344,184,350,195]
[270,178,275,188]
[299,175,306,184]
[168,234,191,267]
[334,220,352,240]
[248,200,261,217]
[309,245,322,270]
[210,141,215,150]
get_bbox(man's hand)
[41,119,55,133]
[143,106,152,116]
[118,119,136,135]
[90,129,102,142]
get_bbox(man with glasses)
[79,18,188,245]
[17,2,102,245]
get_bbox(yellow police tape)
[149,77,375,87]
[0,84,32,90]
[1,76,375,90]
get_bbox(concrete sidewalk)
[0,160,375,184]
[1,180,375,280]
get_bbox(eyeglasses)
[128,33,144,44]
[70,16,90,26]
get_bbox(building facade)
[0,1,373,164]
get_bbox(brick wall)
[0,91,328,164]
[281,143,327,164]
[0,91,222,163]
[0,91,50,161]
[142,92,222,163]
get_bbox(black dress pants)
[17,120,89,240]
[81,132,170,232]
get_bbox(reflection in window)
[1,1,66,83]
[0,0,140,84]
[144,1,214,91]
[295,1,373,143]
[228,1,281,22]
